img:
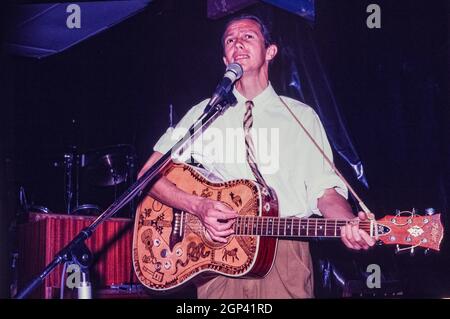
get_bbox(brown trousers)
[196,240,314,299]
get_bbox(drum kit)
[26,144,137,217]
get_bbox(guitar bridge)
[169,209,184,251]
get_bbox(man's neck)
[235,71,269,101]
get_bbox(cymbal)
[84,144,136,187]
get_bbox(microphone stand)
[15,92,237,299]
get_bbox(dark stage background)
[0,0,448,298]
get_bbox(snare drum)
[70,204,101,216]
[29,205,52,214]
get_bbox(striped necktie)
[243,100,271,194]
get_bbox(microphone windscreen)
[226,63,243,81]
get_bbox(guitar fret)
[324,219,327,237]
[299,219,303,236]
[291,218,294,236]
[306,219,309,236]
[259,217,262,235]
[244,216,248,235]
[334,220,337,237]
[246,216,249,235]
[283,218,287,236]
[314,219,318,237]
[247,216,250,235]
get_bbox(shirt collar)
[232,82,278,109]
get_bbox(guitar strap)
[278,96,374,221]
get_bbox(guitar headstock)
[376,209,444,254]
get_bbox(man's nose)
[234,39,244,50]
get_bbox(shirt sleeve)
[153,100,208,162]
[300,108,348,216]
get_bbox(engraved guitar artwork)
[132,163,444,291]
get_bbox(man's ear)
[266,44,278,62]
[223,56,228,66]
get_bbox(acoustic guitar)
[132,163,443,291]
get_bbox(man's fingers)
[340,216,376,251]
[341,226,358,250]
[208,218,235,232]
[206,229,228,243]
[210,228,235,238]
[351,224,362,242]
[206,227,234,243]
[209,210,237,221]
[214,202,238,217]
[359,229,376,247]
[358,211,375,220]
[345,224,362,250]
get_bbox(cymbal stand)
[64,146,81,214]
[63,151,74,213]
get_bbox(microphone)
[206,62,243,109]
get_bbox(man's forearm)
[318,188,355,220]
[138,151,202,216]
[148,176,203,215]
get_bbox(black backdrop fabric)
[0,0,448,298]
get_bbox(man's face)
[222,19,277,75]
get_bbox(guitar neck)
[233,216,373,238]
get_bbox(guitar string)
[181,215,374,226]
[186,224,373,233]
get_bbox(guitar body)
[132,163,278,291]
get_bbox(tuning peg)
[395,244,400,254]
[424,248,430,255]
[425,208,435,216]
[410,247,415,256]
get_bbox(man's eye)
[244,34,254,39]
[226,38,234,44]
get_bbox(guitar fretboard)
[233,216,373,238]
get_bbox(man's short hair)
[221,14,273,48]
